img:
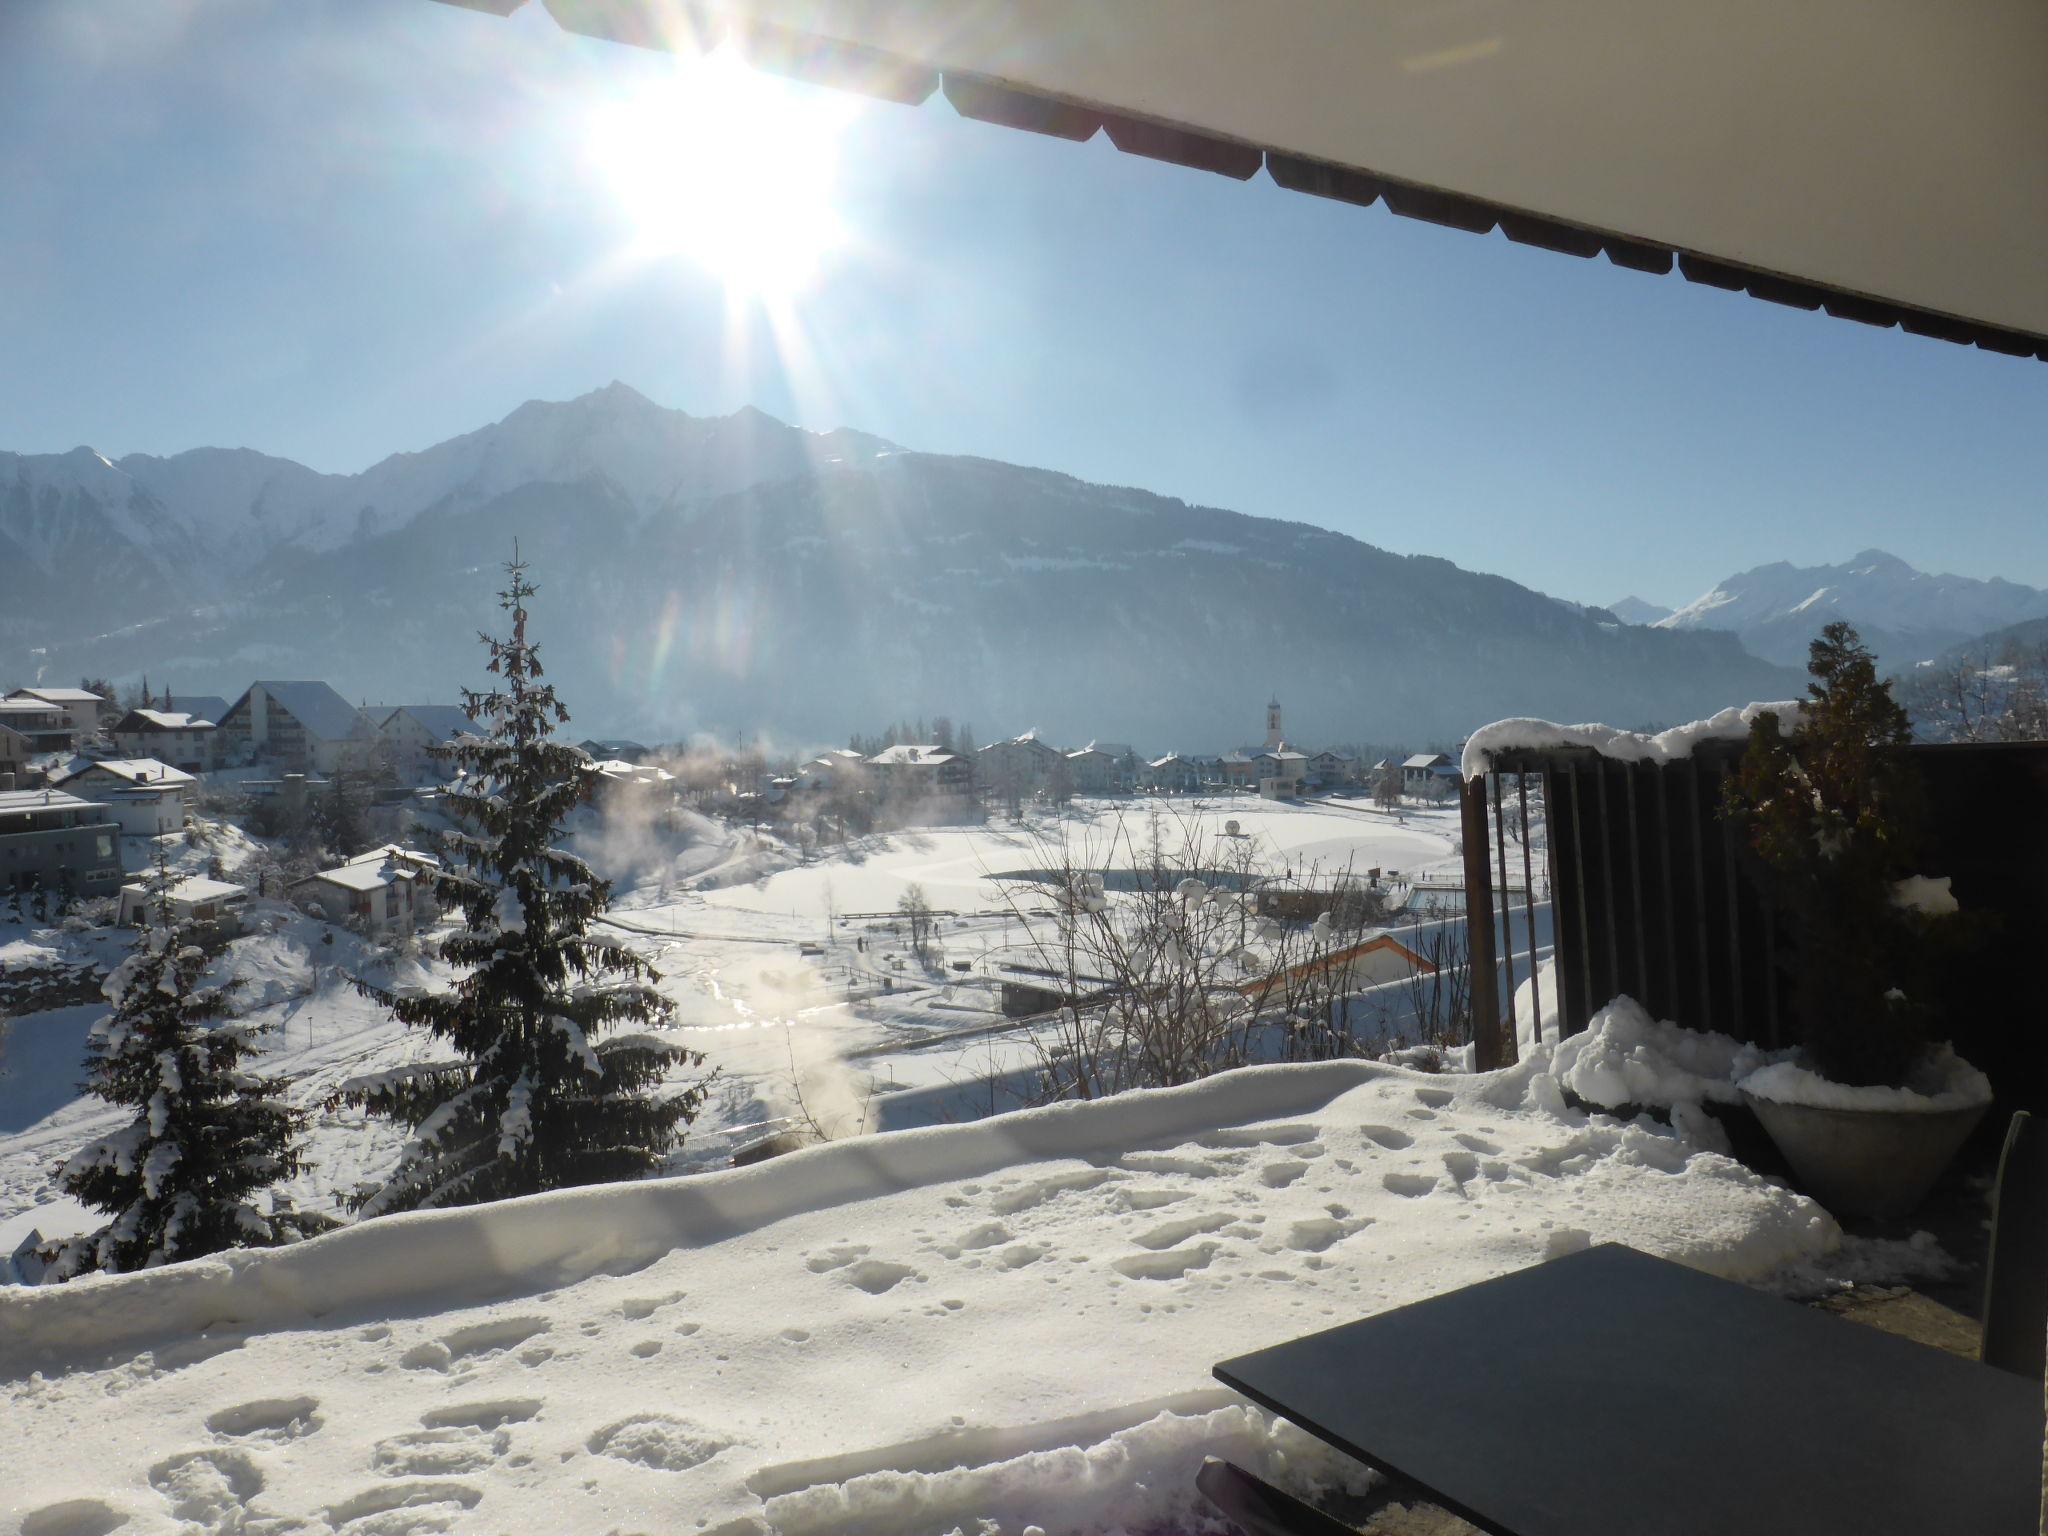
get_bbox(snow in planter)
[1737,1043,1993,1114]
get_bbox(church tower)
[1264,696,1283,750]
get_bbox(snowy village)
[4,5,2046,1536]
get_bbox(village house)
[866,743,975,805]
[374,705,475,782]
[215,681,374,774]
[117,875,248,939]
[0,786,123,899]
[0,698,78,759]
[4,687,110,747]
[976,731,1067,801]
[577,738,650,764]
[169,695,231,728]
[0,724,31,783]
[289,845,438,935]
[1143,753,1202,793]
[1066,742,1141,794]
[1402,752,1459,794]
[797,748,869,791]
[1307,750,1358,787]
[1237,932,1433,1002]
[1255,748,1311,799]
[48,758,195,837]
[109,708,220,773]
[588,757,677,811]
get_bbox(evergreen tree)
[342,553,711,1214]
[318,771,368,860]
[44,851,318,1280]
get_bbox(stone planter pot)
[1740,1089,1987,1221]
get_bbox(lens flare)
[587,47,849,301]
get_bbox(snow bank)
[0,1055,1854,1536]
[1461,701,1803,780]
[1738,1044,1992,1113]
[1551,996,1764,1110]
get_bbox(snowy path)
[0,1055,1848,1536]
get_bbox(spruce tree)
[45,851,318,1279]
[343,553,710,1214]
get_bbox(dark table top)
[1214,1243,2044,1536]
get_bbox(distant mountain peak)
[1659,550,2048,670]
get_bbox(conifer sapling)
[45,849,319,1280]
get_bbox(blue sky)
[4,0,2044,610]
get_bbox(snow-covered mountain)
[1655,550,2048,672]
[1,386,1796,744]
[1608,597,1673,626]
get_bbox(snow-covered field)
[1,794,1943,1536]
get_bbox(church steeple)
[1264,697,1283,750]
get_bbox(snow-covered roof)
[233,681,373,743]
[7,687,104,705]
[118,875,246,905]
[1311,750,1356,762]
[1261,750,1309,763]
[1148,753,1188,768]
[49,757,196,790]
[169,695,231,725]
[376,704,474,743]
[0,788,95,814]
[1402,753,1452,769]
[121,709,216,732]
[0,699,66,719]
[344,844,439,870]
[297,854,427,893]
[1460,702,1804,780]
[867,744,958,766]
[1091,742,1136,758]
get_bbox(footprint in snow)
[989,1169,1116,1214]
[1260,1160,1309,1188]
[802,1243,868,1274]
[1195,1122,1320,1149]
[1382,1171,1438,1198]
[1111,1187,1194,1212]
[1112,1242,1219,1281]
[1441,1151,1480,1195]
[420,1400,541,1432]
[327,1480,482,1532]
[371,1427,506,1479]
[1130,1212,1236,1250]
[841,1258,921,1295]
[19,1499,127,1536]
[1360,1125,1415,1151]
[586,1414,731,1472]
[403,1317,552,1372]
[1414,1087,1455,1109]
[148,1448,263,1535]
[205,1395,321,1445]
[1284,1216,1374,1253]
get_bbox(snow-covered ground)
[3,1052,1878,1536]
[0,795,1954,1535]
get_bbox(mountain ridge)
[3,386,1799,746]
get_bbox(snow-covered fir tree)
[44,852,319,1280]
[343,553,711,1214]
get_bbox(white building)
[117,875,248,935]
[216,681,374,774]
[867,743,974,804]
[109,708,219,773]
[1143,753,1202,793]
[4,687,109,747]
[48,758,195,837]
[976,731,1066,800]
[374,704,475,782]
[290,845,438,934]
[1402,753,1459,793]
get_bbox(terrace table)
[1213,1243,2044,1536]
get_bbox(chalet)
[109,708,219,773]
[1308,750,1358,786]
[216,681,373,774]
[117,875,248,938]
[1144,753,1202,793]
[0,787,123,898]
[1402,752,1459,792]
[1255,749,1310,798]
[375,705,475,782]
[976,731,1066,799]
[589,758,676,808]
[866,743,974,803]
[4,687,109,746]
[0,698,77,758]
[48,758,195,837]
[1217,751,1260,790]
[290,845,438,935]
[797,748,868,790]
[1066,742,1140,794]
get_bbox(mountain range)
[1645,552,2048,671]
[1,384,1830,748]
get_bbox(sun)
[587,49,849,300]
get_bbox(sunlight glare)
[588,49,849,300]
